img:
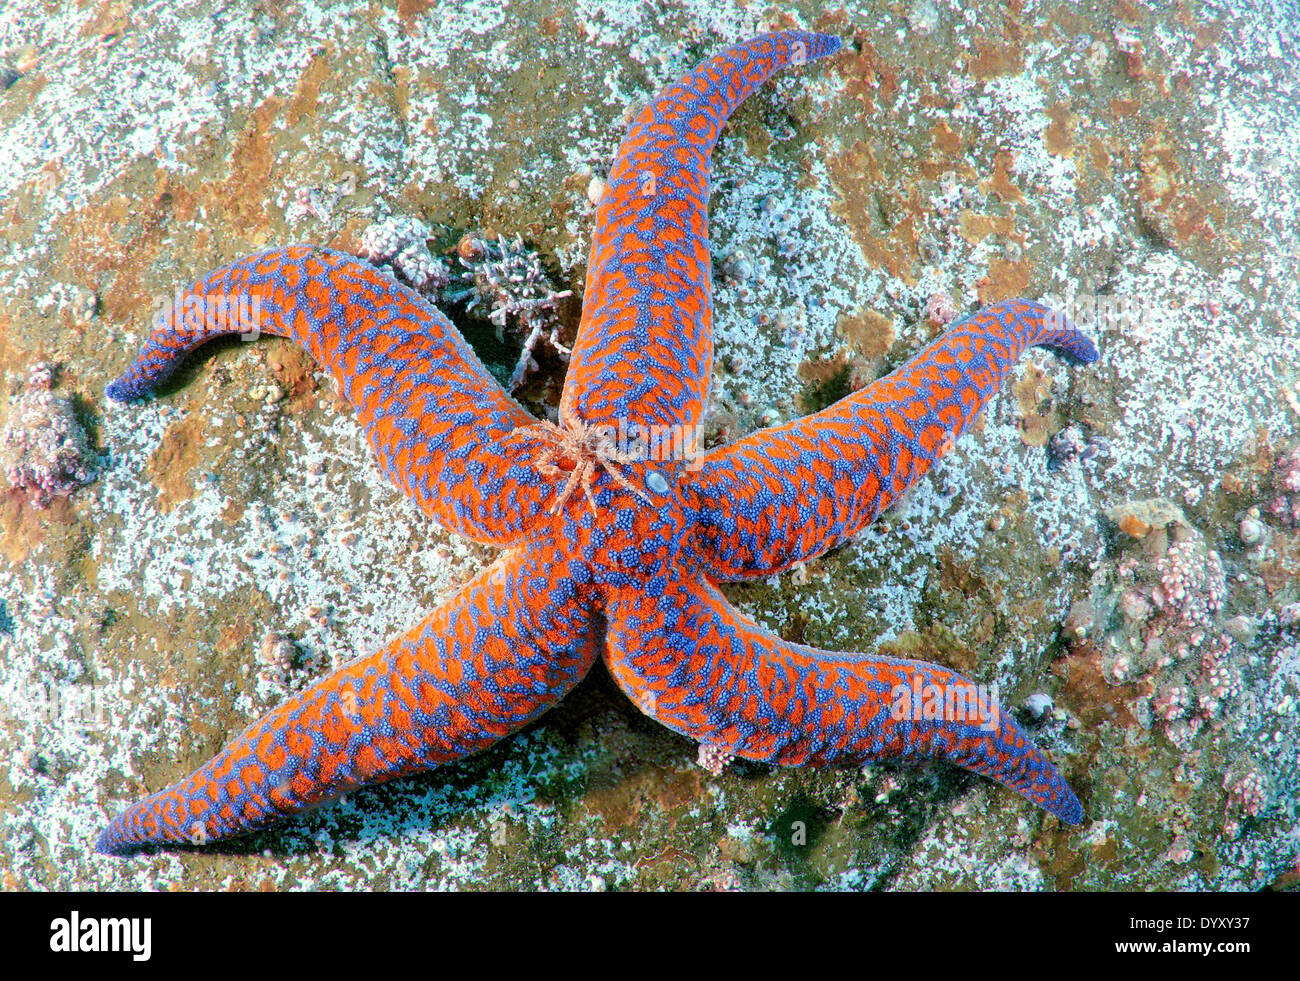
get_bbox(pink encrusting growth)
[98,30,1091,855]
[1,362,97,507]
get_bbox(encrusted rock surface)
[0,0,1296,890]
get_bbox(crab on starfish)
[98,30,1093,855]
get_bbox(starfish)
[97,30,1094,855]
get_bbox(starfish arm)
[106,246,547,544]
[560,30,842,438]
[689,300,1098,579]
[96,548,595,855]
[605,574,1083,823]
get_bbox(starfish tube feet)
[97,554,596,854]
[106,246,548,544]
[691,299,1099,579]
[605,576,1083,823]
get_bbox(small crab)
[530,418,651,514]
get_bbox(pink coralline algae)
[1152,685,1191,722]
[1085,501,1235,727]
[1267,443,1300,528]
[1067,497,1294,847]
[697,742,736,776]
[924,292,957,326]
[1224,770,1267,820]
[1153,536,1226,635]
[1047,424,1111,470]
[357,216,450,293]
[0,363,96,507]
[359,218,573,391]
[446,233,573,390]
